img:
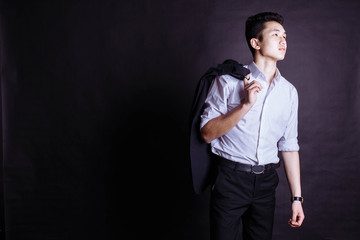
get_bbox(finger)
[288,219,300,228]
[288,219,294,227]
[243,73,251,85]
[291,212,298,225]
[288,219,296,227]
[245,81,262,91]
[297,214,305,227]
[251,86,262,94]
[289,214,304,228]
[245,86,261,95]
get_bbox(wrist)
[242,102,253,110]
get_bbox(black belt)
[214,155,280,174]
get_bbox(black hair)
[245,12,284,56]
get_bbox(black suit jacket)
[189,59,250,194]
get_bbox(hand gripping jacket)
[189,59,250,194]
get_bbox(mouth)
[279,47,286,51]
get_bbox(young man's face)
[257,21,287,61]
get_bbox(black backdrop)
[1,0,360,239]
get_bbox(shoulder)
[279,76,298,96]
[216,74,241,87]
[208,74,241,97]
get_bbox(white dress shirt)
[200,62,299,165]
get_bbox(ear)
[250,38,260,50]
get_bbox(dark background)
[1,0,360,239]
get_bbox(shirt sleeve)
[278,88,300,151]
[200,75,231,129]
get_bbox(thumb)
[243,73,251,85]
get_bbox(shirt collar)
[248,61,282,85]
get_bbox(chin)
[277,55,286,61]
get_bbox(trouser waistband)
[213,154,280,174]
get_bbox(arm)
[281,151,305,228]
[201,73,262,143]
[201,103,251,143]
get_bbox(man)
[200,12,305,240]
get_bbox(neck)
[253,56,278,85]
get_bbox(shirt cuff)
[278,138,300,152]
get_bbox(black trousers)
[210,161,279,240]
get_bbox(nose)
[280,38,286,46]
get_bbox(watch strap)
[290,196,304,203]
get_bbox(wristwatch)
[290,196,304,203]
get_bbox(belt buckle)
[252,165,265,174]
